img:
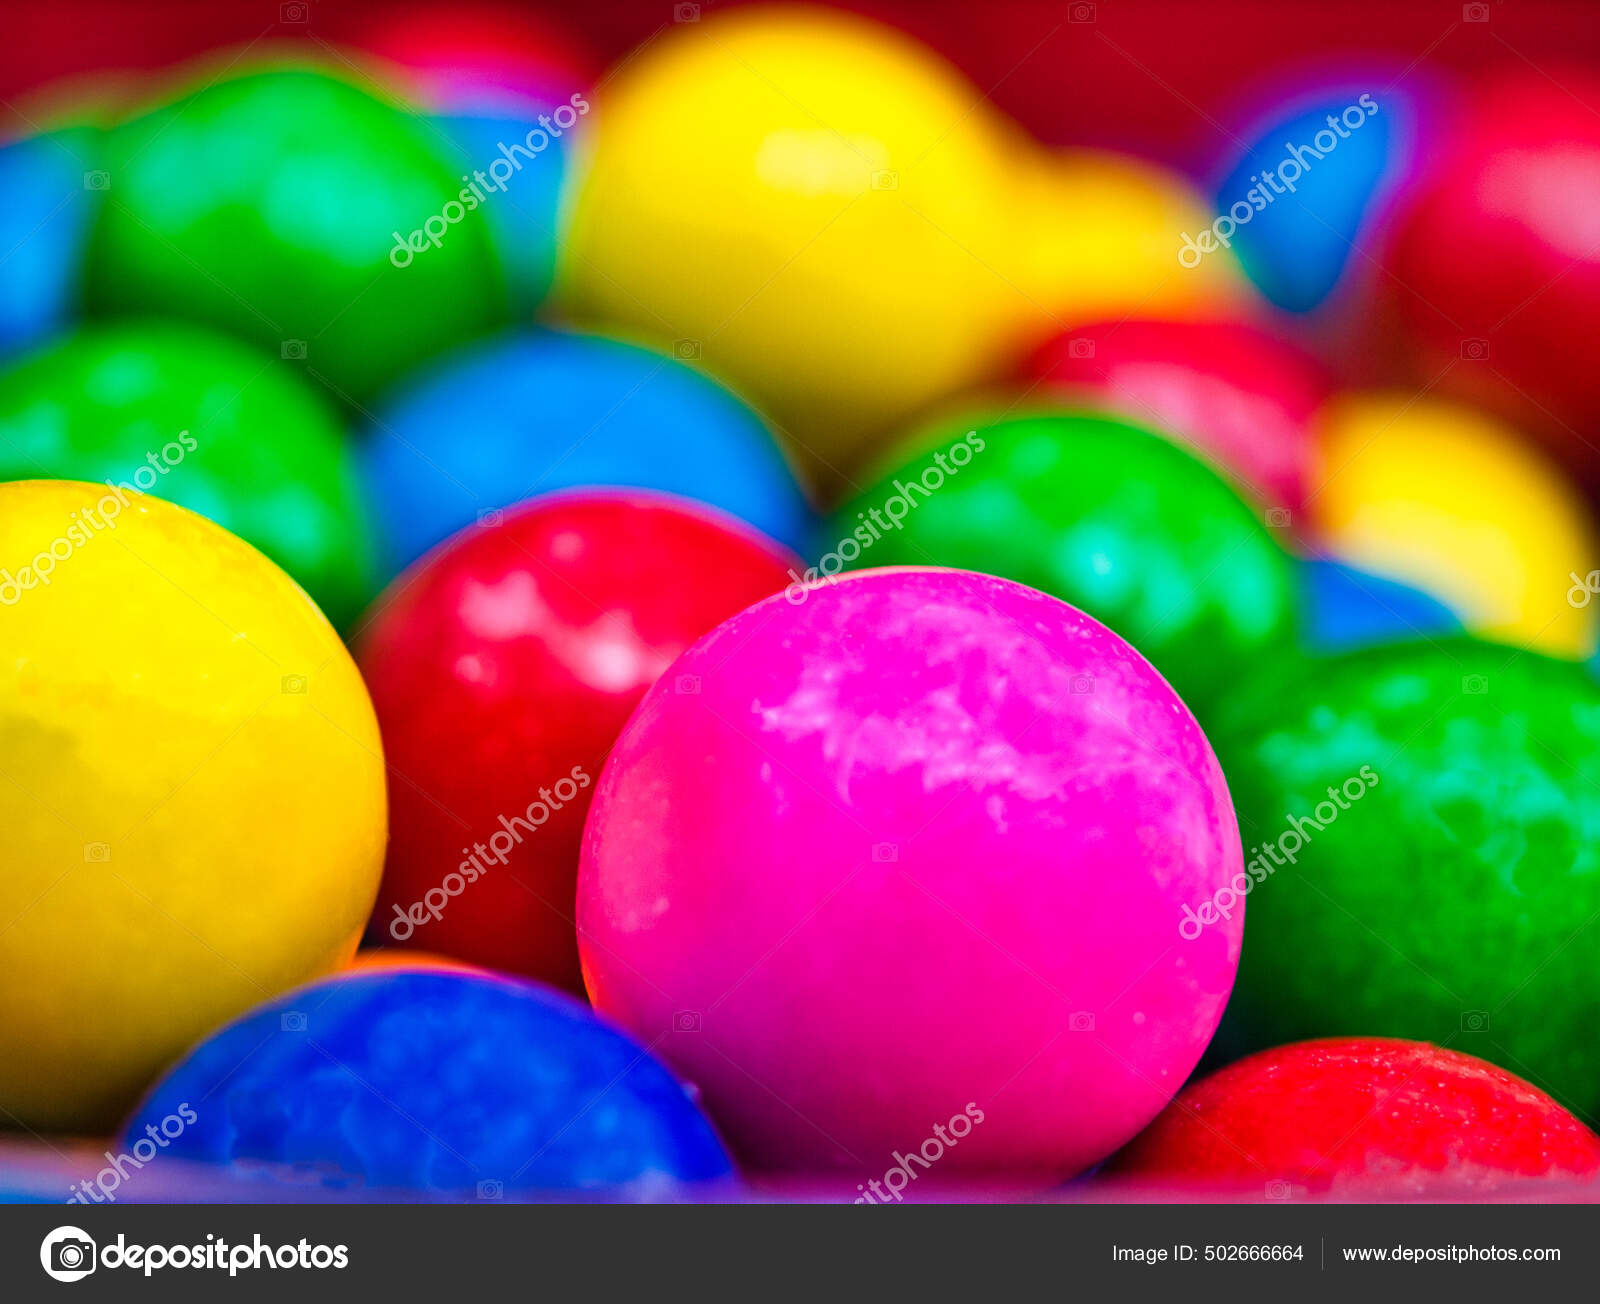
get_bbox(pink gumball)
[578,567,1243,1181]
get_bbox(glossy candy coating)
[1308,392,1598,658]
[0,321,376,627]
[1023,318,1327,516]
[1213,638,1600,1117]
[123,969,733,1195]
[356,491,799,988]
[834,413,1297,709]
[361,328,815,575]
[1382,75,1600,447]
[0,481,385,1131]
[579,568,1244,1177]
[83,68,508,400]
[560,8,1026,486]
[1112,1038,1600,1195]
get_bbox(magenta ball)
[578,567,1243,1180]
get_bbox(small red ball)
[356,490,799,989]
[1111,1037,1600,1196]
[1020,319,1327,519]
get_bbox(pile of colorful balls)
[6,4,1600,1203]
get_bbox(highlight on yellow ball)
[1308,393,1600,658]
[560,6,1026,488]
[0,480,387,1131]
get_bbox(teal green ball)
[832,412,1296,707]
[82,68,508,400]
[0,321,376,627]
[1213,637,1600,1116]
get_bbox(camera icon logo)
[1461,1009,1490,1032]
[1068,1011,1095,1032]
[1460,337,1490,360]
[83,171,110,191]
[83,842,111,863]
[871,170,899,191]
[281,1011,308,1033]
[280,1,309,21]
[1265,1178,1292,1200]
[1462,674,1489,695]
[1066,337,1095,359]
[675,674,701,695]
[1265,508,1292,528]
[871,842,899,863]
[674,2,700,21]
[1069,1,1097,22]
[476,1179,504,1200]
[280,340,308,360]
[41,1227,97,1282]
[476,508,504,528]
[673,1010,702,1032]
[1462,3,1490,22]
[1069,674,1095,694]
[673,338,702,360]
[281,674,308,695]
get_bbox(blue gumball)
[431,113,566,314]
[1299,558,1459,652]
[362,327,816,575]
[0,127,103,357]
[121,969,734,1198]
[1214,85,1419,313]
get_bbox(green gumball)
[83,67,508,400]
[0,320,376,627]
[1212,637,1600,1117]
[831,411,1296,708]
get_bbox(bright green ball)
[1213,637,1600,1116]
[82,68,508,400]
[0,321,376,627]
[832,411,1296,707]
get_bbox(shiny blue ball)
[362,328,816,577]
[122,969,734,1197]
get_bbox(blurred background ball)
[357,491,798,988]
[1022,318,1328,518]
[1297,558,1459,652]
[83,67,508,401]
[0,320,376,627]
[580,568,1243,1178]
[1381,74,1600,454]
[560,7,1027,487]
[0,481,385,1130]
[1112,1038,1600,1194]
[1307,391,1597,658]
[124,968,733,1196]
[834,413,1297,710]
[361,328,815,575]
[0,127,103,359]
[1214,637,1600,1118]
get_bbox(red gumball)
[1021,319,1328,518]
[1381,74,1600,459]
[1110,1037,1600,1196]
[356,490,799,990]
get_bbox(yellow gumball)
[0,481,386,1130]
[560,7,1027,487]
[1002,148,1250,338]
[1309,393,1599,657]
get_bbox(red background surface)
[5,1,1599,168]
